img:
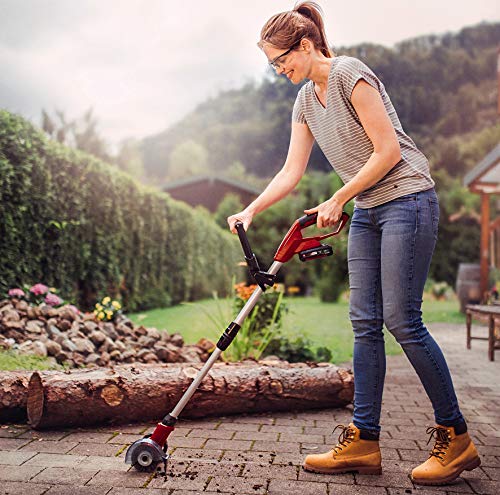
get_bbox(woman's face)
[262,41,309,83]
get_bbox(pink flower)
[30,283,49,296]
[8,288,25,298]
[45,293,63,307]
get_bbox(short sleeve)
[292,90,306,124]
[337,57,382,102]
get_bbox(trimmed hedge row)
[0,110,242,311]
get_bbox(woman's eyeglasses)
[268,40,301,71]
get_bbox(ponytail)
[258,1,334,58]
[294,2,333,57]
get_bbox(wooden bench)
[465,304,500,361]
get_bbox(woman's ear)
[300,38,313,53]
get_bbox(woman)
[227,1,481,486]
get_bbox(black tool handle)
[298,211,350,234]
[298,212,318,228]
[235,221,253,259]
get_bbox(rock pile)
[0,299,215,368]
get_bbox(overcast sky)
[0,0,498,147]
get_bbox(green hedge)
[0,110,241,311]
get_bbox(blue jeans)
[348,187,464,433]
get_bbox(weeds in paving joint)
[114,443,130,457]
[203,475,213,491]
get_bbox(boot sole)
[302,463,382,475]
[411,456,481,486]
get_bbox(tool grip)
[298,212,318,228]
[298,211,350,234]
[235,221,253,259]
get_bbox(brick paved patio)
[0,322,499,494]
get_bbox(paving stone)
[0,481,51,494]
[87,469,149,487]
[0,450,37,465]
[178,459,242,478]
[0,438,31,450]
[241,462,298,480]
[232,430,278,441]
[61,432,115,444]
[31,467,98,485]
[107,433,144,444]
[67,442,122,457]
[463,478,500,494]
[0,426,28,439]
[204,439,252,451]
[206,475,267,494]
[18,430,71,441]
[170,448,223,462]
[77,455,130,471]
[355,470,413,488]
[279,432,325,444]
[482,466,500,480]
[45,487,110,495]
[24,453,85,468]
[262,425,304,435]
[228,416,274,425]
[273,452,304,466]
[168,436,206,449]
[251,440,300,453]
[217,423,261,432]
[221,450,278,464]
[298,467,355,484]
[326,485,388,494]
[387,489,447,495]
[148,470,207,491]
[267,478,327,495]
[187,428,234,440]
[20,440,79,454]
[0,464,44,481]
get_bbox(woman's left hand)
[304,195,345,229]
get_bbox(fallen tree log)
[0,371,31,422]
[27,360,353,429]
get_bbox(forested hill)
[142,22,500,182]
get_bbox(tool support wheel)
[131,444,161,473]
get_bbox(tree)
[167,140,209,180]
[41,108,111,162]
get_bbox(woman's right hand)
[227,209,254,234]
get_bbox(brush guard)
[125,211,349,473]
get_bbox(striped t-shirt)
[292,55,434,208]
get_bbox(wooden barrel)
[456,263,482,313]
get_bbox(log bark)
[27,361,353,429]
[0,371,31,422]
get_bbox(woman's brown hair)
[258,1,334,58]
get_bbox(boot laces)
[426,426,451,460]
[331,424,355,454]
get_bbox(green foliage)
[225,289,285,362]
[0,110,241,311]
[167,139,209,180]
[141,22,500,180]
[0,349,63,371]
[264,335,332,363]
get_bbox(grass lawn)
[0,350,62,371]
[129,296,465,364]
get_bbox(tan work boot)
[411,425,481,485]
[302,423,382,475]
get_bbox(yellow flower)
[112,301,121,310]
[93,310,98,315]
[98,311,105,320]
[106,310,113,317]
[102,296,111,305]
[49,287,57,293]
[95,303,103,310]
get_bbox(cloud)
[0,0,498,145]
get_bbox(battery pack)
[298,244,333,262]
